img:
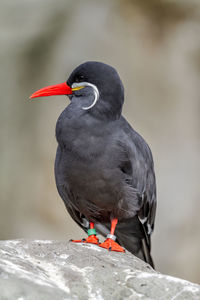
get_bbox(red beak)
[30,82,72,99]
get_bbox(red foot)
[71,235,99,245]
[99,238,125,253]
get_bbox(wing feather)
[119,117,157,239]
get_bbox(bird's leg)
[71,222,99,245]
[99,218,125,252]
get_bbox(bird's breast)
[56,109,117,163]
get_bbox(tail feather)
[141,238,154,268]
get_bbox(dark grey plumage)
[54,62,156,267]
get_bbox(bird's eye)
[75,75,84,82]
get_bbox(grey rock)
[0,240,199,300]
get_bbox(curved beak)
[29,82,73,99]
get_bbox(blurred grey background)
[0,0,200,284]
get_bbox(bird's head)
[30,61,124,120]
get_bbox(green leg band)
[87,228,97,236]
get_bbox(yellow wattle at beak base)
[72,86,85,92]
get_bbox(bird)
[30,61,157,268]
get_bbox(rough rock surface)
[0,240,199,300]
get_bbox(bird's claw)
[70,235,99,245]
[99,238,125,253]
